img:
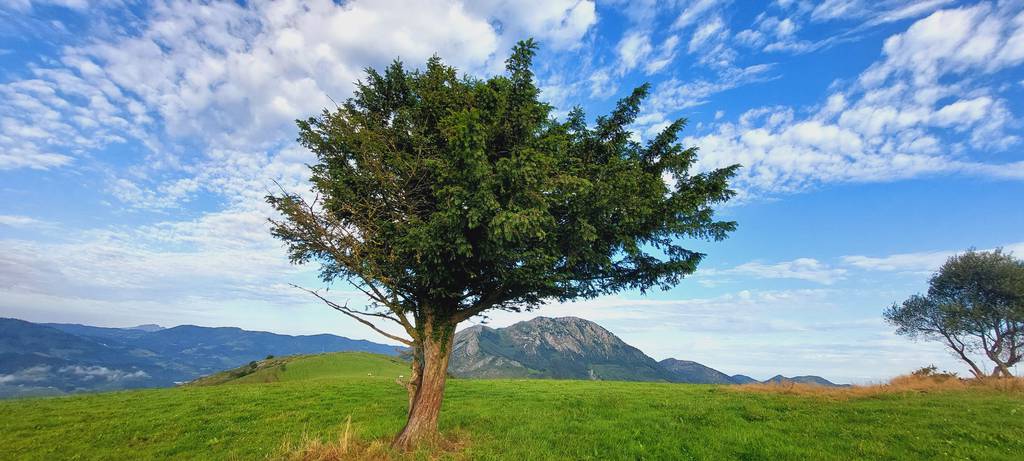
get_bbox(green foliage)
[2,356,1022,460]
[267,40,736,325]
[910,365,958,380]
[885,249,1024,377]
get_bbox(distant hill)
[659,358,735,384]
[762,374,844,387]
[0,318,400,398]
[730,374,760,384]
[449,316,844,386]
[189,351,408,386]
[0,318,174,398]
[450,317,675,381]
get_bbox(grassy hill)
[188,352,409,386]
[1,352,1023,460]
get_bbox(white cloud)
[859,3,1024,86]
[645,63,775,112]
[1,0,98,12]
[0,365,51,384]
[615,31,654,74]
[588,68,615,98]
[810,0,956,25]
[736,14,822,53]
[684,3,1024,197]
[842,241,1024,273]
[644,35,680,73]
[58,365,149,381]
[738,0,958,56]
[672,0,721,30]
[688,15,726,53]
[0,215,51,228]
[723,258,848,285]
[0,0,597,179]
[612,30,679,77]
[0,2,601,342]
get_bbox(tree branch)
[292,284,414,346]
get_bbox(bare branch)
[291,284,414,346]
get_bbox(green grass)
[189,352,409,386]
[2,352,1022,460]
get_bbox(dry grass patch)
[278,417,468,461]
[731,369,1024,400]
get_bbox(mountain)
[1,318,400,398]
[122,324,399,376]
[450,317,674,381]
[0,319,173,398]
[730,374,760,384]
[449,316,845,387]
[4,315,844,397]
[659,358,735,384]
[762,374,843,387]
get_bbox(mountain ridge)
[450,316,843,386]
[2,316,843,398]
[1,318,400,398]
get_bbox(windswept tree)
[885,249,1024,378]
[268,40,737,449]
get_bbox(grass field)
[2,352,1022,460]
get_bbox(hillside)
[0,352,1021,460]
[0,318,399,398]
[189,352,408,386]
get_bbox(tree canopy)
[267,39,737,448]
[885,249,1024,378]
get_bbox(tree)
[267,40,738,449]
[884,249,1024,378]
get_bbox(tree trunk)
[393,324,454,450]
[406,345,423,414]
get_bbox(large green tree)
[885,249,1024,378]
[268,40,737,448]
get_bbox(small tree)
[885,249,1024,378]
[268,40,737,449]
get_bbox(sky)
[1,0,1023,384]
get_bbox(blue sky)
[1,0,1023,383]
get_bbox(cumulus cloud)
[0,0,597,189]
[0,1,598,331]
[682,3,1024,197]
